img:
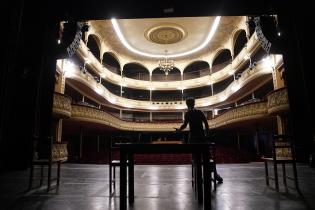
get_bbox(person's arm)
[201,111,209,133]
[178,112,188,131]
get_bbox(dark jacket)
[179,109,209,143]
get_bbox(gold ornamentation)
[71,105,181,131]
[145,23,187,44]
[53,93,72,118]
[71,102,269,131]
[209,102,268,128]
[52,143,68,162]
[267,88,289,114]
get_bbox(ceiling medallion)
[145,23,187,44]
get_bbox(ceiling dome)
[145,23,187,44]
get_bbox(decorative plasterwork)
[267,87,289,115]
[58,100,275,132]
[75,32,260,90]
[62,54,282,110]
[52,143,68,161]
[70,105,181,131]
[52,92,72,118]
[209,101,268,128]
[86,16,247,70]
[145,23,187,44]
[55,89,289,131]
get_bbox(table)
[118,143,212,210]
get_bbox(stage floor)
[1,163,315,210]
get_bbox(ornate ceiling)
[89,16,245,62]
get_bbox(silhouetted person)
[176,97,223,183]
[177,97,209,143]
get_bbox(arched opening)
[102,52,121,75]
[212,75,234,95]
[234,30,247,58]
[183,86,212,99]
[87,34,101,62]
[123,63,150,81]
[151,67,181,81]
[183,61,210,80]
[212,49,232,73]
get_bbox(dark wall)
[1,1,58,170]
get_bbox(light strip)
[111,16,221,58]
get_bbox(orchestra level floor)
[1,162,315,210]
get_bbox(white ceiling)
[90,16,243,61]
[116,17,215,56]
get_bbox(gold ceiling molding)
[145,23,187,44]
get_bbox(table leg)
[196,153,203,203]
[128,153,134,204]
[120,149,127,210]
[203,151,211,210]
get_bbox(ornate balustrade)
[209,101,268,128]
[52,142,68,162]
[63,55,280,110]
[52,92,72,118]
[53,88,288,131]
[53,98,274,131]
[267,87,289,115]
[70,105,181,131]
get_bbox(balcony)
[52,92,72,119]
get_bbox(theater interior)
[1,1,314,210]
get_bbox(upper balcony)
[267,87,290,115]
[61,54,281,111]
[75,31,260,90]
[52,92,72,119]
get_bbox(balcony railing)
[210,101,268,128]
[267,87,289,115]
[52,92,72,118]
[52,93,288,131]
[63,54,281,110]
[75,32,260,90]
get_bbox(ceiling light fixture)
[111,16,221,58]
[158,50,174,75]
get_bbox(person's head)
[186,97,195,109]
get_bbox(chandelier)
[158,50,174,75]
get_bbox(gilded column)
[272,63,287,134]
[54,60,67,142]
